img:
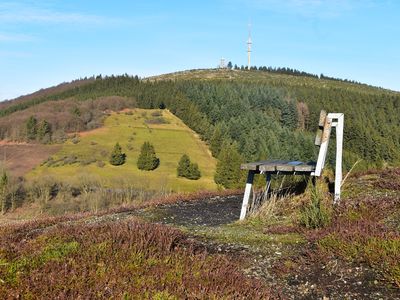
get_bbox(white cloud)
[0,2,126,26]
[0,32,35,42]
[230,0,376,18]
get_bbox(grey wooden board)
[241,160,270,170]
[294,162,316,172]
[276,161,302,172]
[241,159,283,171]
[255,160,316,172]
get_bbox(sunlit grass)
[28,109,217,192]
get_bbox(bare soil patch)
[0,144,60,176]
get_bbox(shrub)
[299,181,332,229]
[145,117,168,124]
[151,110,163,117]
[71,137,80,144]
[109,143,126,166]
[96,161,105,168]
[80,157,97,166]
[137,142,159,171]
[100,149,108,158]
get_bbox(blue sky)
[0,0,399,100]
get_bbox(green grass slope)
[28,109,217,192]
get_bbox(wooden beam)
[315,110,327,146]
[294,162,316,172]
[258,160,288,172]
[241,160,271,171]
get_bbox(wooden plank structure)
[239,111,344,220]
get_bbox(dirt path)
[141,195,242,227]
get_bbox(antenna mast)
[247,23,252,70]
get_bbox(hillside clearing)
[28,109,217,192]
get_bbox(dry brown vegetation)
[0,144,61,177]
[0,78,94,110]
[0,96,136,141]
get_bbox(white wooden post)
[328,113,344,203]
[240,170,255,220]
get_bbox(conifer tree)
[37,120,52,143]
[0,172,9,214]
[187,162,201,180]
[214,142,243,188]
[26,116,37,140]
[210,125,225,157]
[109,142,126,166]
[137,142,159,170]
[177,154,191,177]
[177,154,201,180]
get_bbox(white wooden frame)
[239,113,344,220]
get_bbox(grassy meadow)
[28,109,217,192]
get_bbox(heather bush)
[0,219,273,298]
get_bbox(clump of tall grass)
[298,179,332,229]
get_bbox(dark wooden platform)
[241,160,316,173]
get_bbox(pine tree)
[177,154,201,180]
[37,120,52,143]
[210,125,225,157]
[214,142,243,188]
[26,116,37,140]
[187,163,201,180]
[0,172,9,214]
[109,142,126,166]
[137,142,159,170]
[177,154,191,177]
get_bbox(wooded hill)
[1,69,399,171]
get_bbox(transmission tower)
[247,23,252,70]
